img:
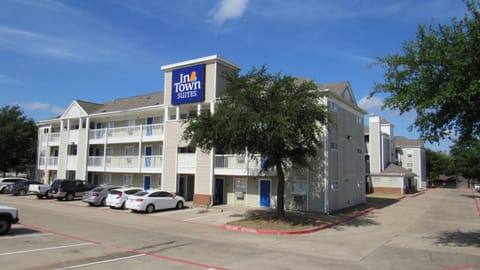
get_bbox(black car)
[9,180,42,196]
[50,180,96,201]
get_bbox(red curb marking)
[442,263,480,270]
[21,223,229,270]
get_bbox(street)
[0,188,479,270]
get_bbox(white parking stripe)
[0,243,93,256]
[54,254,145,269]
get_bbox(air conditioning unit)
[235,191,244,199]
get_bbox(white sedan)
[106,187,144,209]
[125,190,185,213]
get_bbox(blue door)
[145,146,152,167]
[260,180,271,207]
[215,178,224,204]
[146,117,153,136]
[144,176,151,191]
[93,174,99,185]
[178,176,185,197]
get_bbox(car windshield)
[109,190,121,195]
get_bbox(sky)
[0,0,469,152]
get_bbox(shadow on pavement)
[432,230,480,247]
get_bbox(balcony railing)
[89,124,164,142]
[87,155,163,172]
[214,154,272,176]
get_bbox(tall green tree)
[371,2,480,142]
[425,148,452,180]
[183,66,329,218]
[450,138,480,187]
[0,105,37,177]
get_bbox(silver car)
[82,186,120,206]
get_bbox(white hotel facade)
[36,55,367,213]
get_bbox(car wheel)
[66,193,74,201]
[176,201,184,209]
[120,202,126,209]
[0,218,11,236]
[146,204,155,214]
[19,189,26,196]
[36,194,43,199]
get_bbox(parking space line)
[22,223,229,270]
[54,254,145,270]
[0,232,53,239]
[0,243,93,256]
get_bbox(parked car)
[0,178,28,194]
[82,186,121,206]
[475,183,480,192]
[125,190,185,213]
[50,180,96,201]
[9,180,42,196]
[29,180,61,199]
[106,187,144,209]
[0,205,19,235]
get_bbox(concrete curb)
[220,207,377,235]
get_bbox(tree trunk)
[276,162,285,219]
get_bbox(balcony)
[177,153,195,174]
[87,155,163,173]
[39,132,61,146]
[38,157,59,170]
[214,154,275,176]
[89,124,164,144]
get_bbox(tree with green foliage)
[183,66,329,218]
[0,105,37,177]
[425,148,452,181]
[450,138,480,187]
[371,2,480,142]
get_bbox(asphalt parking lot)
[1,188,480,270]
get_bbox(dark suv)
[50,180,96,201]
[9,180,42,196]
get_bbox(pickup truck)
[29,182,54,199]
[0,205,19,235]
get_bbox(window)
[177,146,195,153]
[104,174,112,185]
[330,142,338,150]
[234,178,247,192]
[356,116,363,125]
[407,149,413,158]
[125,145,135,156]
[356,148,363,154]
[330,102,338,112]
[331,180,339,190]
[292,181,307,195]
[123,175,133,186]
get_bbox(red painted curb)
[221,207,377,235]
[472,189,480,218]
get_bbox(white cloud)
[358,95,383,111]
[210,0,249,25]
[17,102,65,115]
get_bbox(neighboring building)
[36,55,366,213]
[365,114,426,194]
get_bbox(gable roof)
[74,92,164,115]
[383,163,416,175]
[395,136,424,148]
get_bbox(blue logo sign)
[171,64,205,105]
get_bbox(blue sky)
[0,0,468,152]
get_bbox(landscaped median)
[221,193,407,235]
